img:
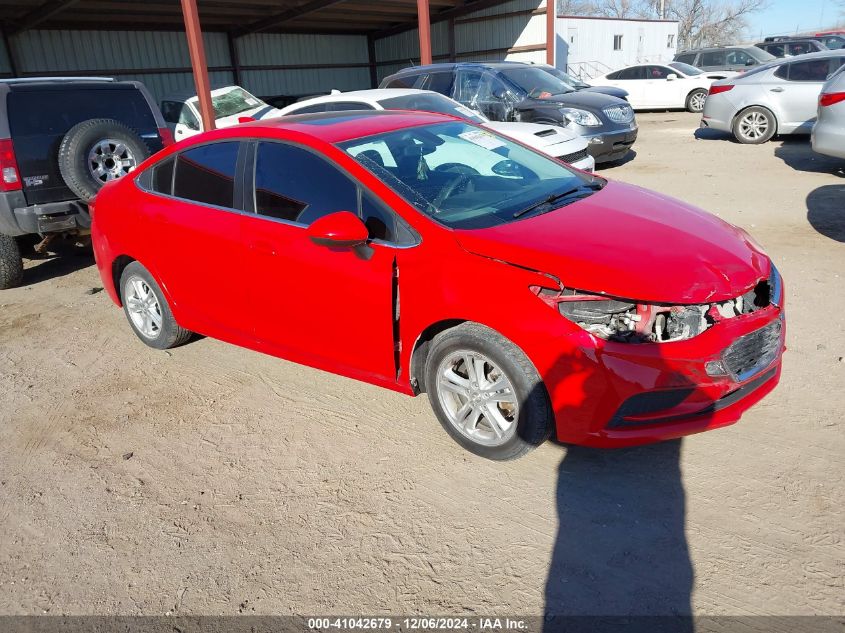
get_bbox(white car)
[160,85,281,142]
[277,89,595,171]
[590,62,737,113]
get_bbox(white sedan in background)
[160,85,282,141]
[589,62,737,112]
[277,89,595,171]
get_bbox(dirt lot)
[0,112,843,617]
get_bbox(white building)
[555,16,680,79]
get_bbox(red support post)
[417,0,432,65]
[181,0,215,131]
[546,0,555,66]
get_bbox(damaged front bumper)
[545,273,786,447]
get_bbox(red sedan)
[92,111,785,460]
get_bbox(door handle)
[770,87,784,93]
[253,241,277,256]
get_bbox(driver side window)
[161,101,200,130]
[253,142,412,244]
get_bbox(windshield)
[378,93,487,124]
[669,62,703,76]
[498,67,574,98]
[539,65,589,88]
[191,87,266,119]
[338,121,599,230]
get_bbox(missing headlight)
[531,274,777,344]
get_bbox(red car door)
[141,141,249,341]
[242,140,407,385]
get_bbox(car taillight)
[158,127,175,147]
[820,92,845,107]
[0,139,21,192]
[708,84,734,96]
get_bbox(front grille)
[723,319,782,381]
[559,148,589,164]
[603,104,634,124]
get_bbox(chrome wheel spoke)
[148,309,162,329]
[441,368,470,397]
[436,349,519,448]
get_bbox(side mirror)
[746,59,756,66]
[666,73,678,81]
[306,211,368,248]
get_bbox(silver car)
[811,64,845,159]
[701,50,845,144]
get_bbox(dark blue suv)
[380,62,637,165]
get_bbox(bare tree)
[557,0,770,47]
[667,0,769,49]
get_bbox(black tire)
[0,234,24,290]
[58,118,150,202]
[424,322,553,461]
[731,106,777,144]
[686,88,708,113]
[119,261,191,350]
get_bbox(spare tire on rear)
[58,118,150,202]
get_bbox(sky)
[751,0,844,39]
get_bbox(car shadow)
[774,138,845,176]
[596,150,637,170]
[21,245,95,286]
[539,346,698,628]
[693,127,735,142]
[806,184,845,242]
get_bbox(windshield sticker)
[458,129,505,150]
[245,97,259,106]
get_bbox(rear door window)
[675,53,697,64]
[173,142,240,208]
[725,50,753,66]
[384,72,424,89]
[783,58,836,82]
[617,66,646,80]
[700,51,726,67]
[419,71,455,95]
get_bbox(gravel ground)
[0,112,842,617]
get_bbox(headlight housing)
[530,273,779,344]
[560,107,602,127]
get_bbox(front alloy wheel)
[423,322,553,460]
[435,350,520,447]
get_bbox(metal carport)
[0,0,555,131]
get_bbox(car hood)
[527,90,630,110]
[482,120,583,150]
[454,181,769,304]
[580,85,630,100]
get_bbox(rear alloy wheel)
[686,88,708,113]
[424,323,552,460]
[732,107,776,144]
[119,261,191,350]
